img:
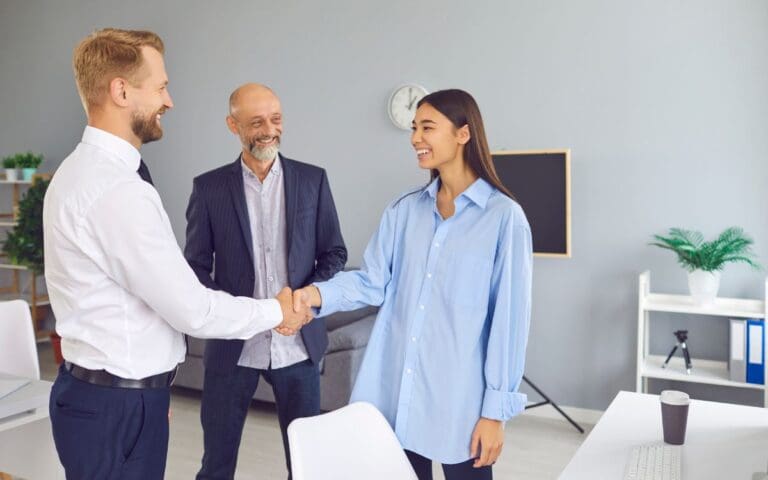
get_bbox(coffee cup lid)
[660,390,690,405]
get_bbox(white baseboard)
[521,402,603,426]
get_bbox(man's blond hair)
[73,28,164,113]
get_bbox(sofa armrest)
[326,314,377,354]
[323,305,378,331]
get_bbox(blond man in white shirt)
[43,28,309,479]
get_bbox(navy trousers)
[49,365,171,479]
[196,359,320,480]
[405,450,493,480]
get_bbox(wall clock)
[387,84,428,131]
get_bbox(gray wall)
[1,0,767,410]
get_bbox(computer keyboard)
[623,443,681,480]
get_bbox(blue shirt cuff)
[481,388,527,421]
[314,282,339,317]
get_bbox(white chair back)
[0,300,40,379]
[288,402,417,480]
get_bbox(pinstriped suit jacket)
[184,154,347,372]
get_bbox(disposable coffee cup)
[660,390,690,445]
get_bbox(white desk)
[559,391,768,479]
[0,379,64,479]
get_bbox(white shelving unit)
[1,175,51,339]
[636,271,768,407]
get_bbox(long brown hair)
[418,89,515,199]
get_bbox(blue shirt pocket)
[446,252,493,309]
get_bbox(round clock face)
[388,84,428,131]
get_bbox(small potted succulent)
[651,227,761,304]
[2,155,18,181]
[16,152,44,181]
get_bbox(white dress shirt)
[43,126,283,379]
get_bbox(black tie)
[137,159,154,185]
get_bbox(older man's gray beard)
[249,141,280,162]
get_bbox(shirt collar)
[241,153,281,180]
[421,176,494,209]
[462,178,494,209]
[81,126,141,172]
[423,177,440,199]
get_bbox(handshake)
[273,285,322,336]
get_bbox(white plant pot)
[687,270,721,304]
[5,168,18,181]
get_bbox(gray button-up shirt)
[237,156,309,370]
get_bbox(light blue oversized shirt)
[315,177,533,463]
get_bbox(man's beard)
[131,107,165,144]
[248,136,280,162]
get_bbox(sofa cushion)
[322,306,378,331]
[326,314,377,354]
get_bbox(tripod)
[661,330,692,374]
[523,376,584,434]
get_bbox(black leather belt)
[64,362,177,389]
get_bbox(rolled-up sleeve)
[481,217,533,421]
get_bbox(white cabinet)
[636,271,768,407]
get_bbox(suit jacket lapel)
[227,158,255,264]
[282,155,299,260]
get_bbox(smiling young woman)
[295,89,532,480]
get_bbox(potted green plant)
[16,151,43,181]
[2,177,49,273]
[2,155,18,181]
[651,227,761,304]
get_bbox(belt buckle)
[168,366,178,386]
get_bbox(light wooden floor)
[37,343,593,480]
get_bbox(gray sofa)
[173,306,378,412]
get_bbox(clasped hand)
[274,287,313,336]
[273,285,323,336]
